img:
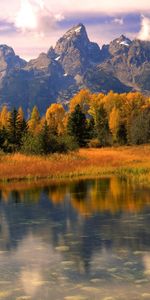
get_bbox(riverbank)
[0,145,150,184]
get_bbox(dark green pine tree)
[7,108,27,151]
[96,104,109,147]
[67,104,87,147]
[87,116,96,139]
[0,127,6,151]
[40,120,51,154]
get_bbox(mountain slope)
[0,24,150,112]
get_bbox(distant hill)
[1,24,150,113]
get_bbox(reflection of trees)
[68,177,150,215]
[1,178,150,277]
[1,190,10,203]
[47,184,68,204]
[1,177,150,214]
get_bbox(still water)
[0,177,150,300]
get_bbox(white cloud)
[15,0,38,30]
[15,0,64,35]
[138,15,150,41]
[43,0,150,14]
[1,0,150,23]
[1,0,150,59]
[54,13,65,22]
[113,18,124,25]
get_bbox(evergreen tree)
[117,123,127,145]
[67,104,87,147]
[7,109,19,149]
[7,108,27,151]
[87,116,96,139]
[96,104,109,146]
[17,107,28,142]
[40,121,51,154]
[0,127,6,151]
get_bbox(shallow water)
[0,177,150,299]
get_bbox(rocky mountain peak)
[54,23,101,76]
[112,35,131,46]
[0,44,15,58]
[47,46,56,59]
[109,35,132,56]
[1,23,150,113]
[63,23,88,40]
[54,23,89,56]
[0,44,26,74]
[116,35,132,46]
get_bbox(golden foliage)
[28,106,41,133]
[0,105,10,128]
[46,103,65,135]
[109,107,121,141]
[69,89,91,113]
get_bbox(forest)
[0,89,150,154]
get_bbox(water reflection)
[0,177,150,299]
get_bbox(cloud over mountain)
[138,15,150,41]
[0,0,150,59]
[15,0,64,35]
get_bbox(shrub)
[21,133,44,155]
[88,138,101,148]
[57,135,78,153]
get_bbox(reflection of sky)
[1,179,150,298]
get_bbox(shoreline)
[0,146,150,184]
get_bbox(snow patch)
[120,41,130,47]
[55,56,60,61]
[74,26,82,33]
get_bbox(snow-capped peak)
[74,26,82,33]
[63,23,85,39]
[120,40,130,47]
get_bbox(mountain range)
[1,23,150,113]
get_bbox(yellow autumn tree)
[46,103,65,135]
[28,106,41,134]
[109,107,121,143]
[0,105,10,128]
[103,91,126,115]
[17,107,24,123]
[88,93,105,121]
[69,89,91,113]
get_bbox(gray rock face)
[1,24,150,113]
[0,45,26,86]
[0,45,26,71]
[54,23,101,76]
[99,37,150,91]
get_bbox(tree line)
[0,89,150,154]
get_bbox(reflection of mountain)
[1,178,150,298]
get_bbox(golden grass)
[1,145,150,183]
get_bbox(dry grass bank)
[0,145,150,182]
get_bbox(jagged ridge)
[0,24,150,113]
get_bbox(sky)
[0,0,150,60]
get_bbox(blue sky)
[0,0,150,60]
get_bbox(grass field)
[0,145,150,184]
